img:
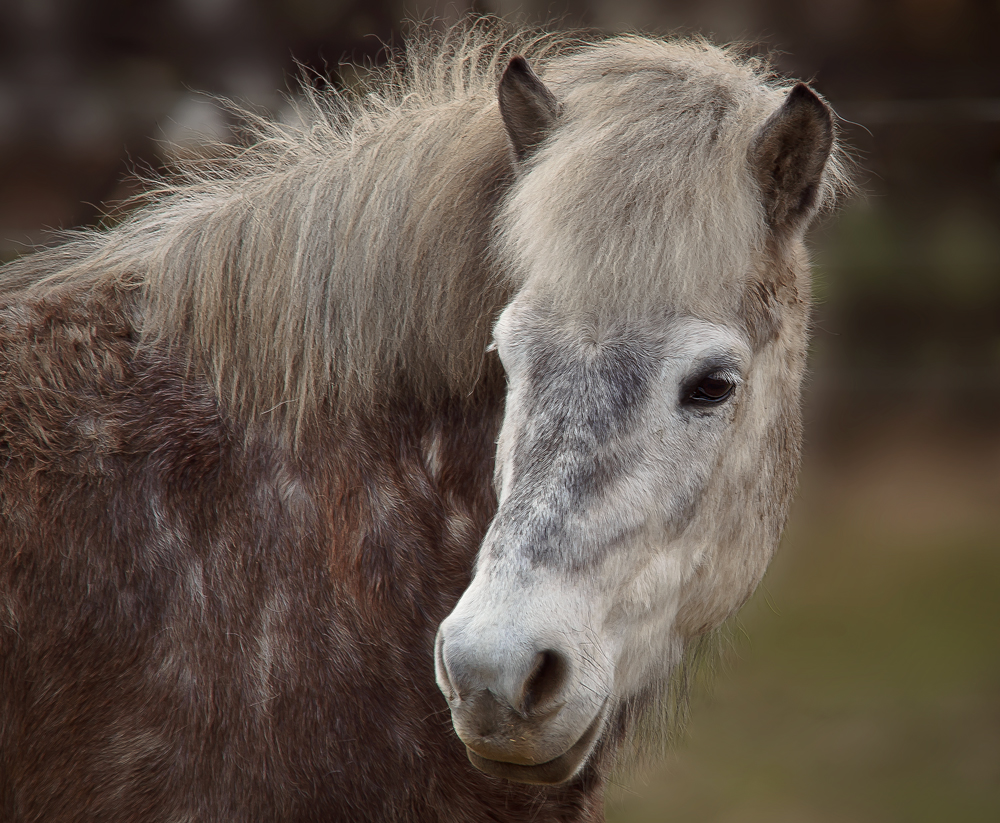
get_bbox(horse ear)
[498,56,559,162]
[751,83,834,235]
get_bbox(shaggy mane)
[0,22,565,439]
[0,20,850,441]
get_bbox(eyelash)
[681,369,739,406]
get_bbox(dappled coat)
[0,25,843,823]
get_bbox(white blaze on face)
[435,290,754,783]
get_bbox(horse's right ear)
[498,56,559,162]
[751,83,834,236]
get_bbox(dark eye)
[683,372,737,406]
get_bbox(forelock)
[496,38,794,322]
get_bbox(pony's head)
[435,39,843,785]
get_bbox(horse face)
[435,52,834,787]
[434,295,756,785]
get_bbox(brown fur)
[0,277,612,820]
[0,22,845,821]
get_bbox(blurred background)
[1,1,997,820]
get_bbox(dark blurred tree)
[2,0,998,426]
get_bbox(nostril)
[520,649,568,714]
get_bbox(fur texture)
[0,21,845,821]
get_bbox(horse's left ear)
[498,56,559,162]
[751,83,834,235]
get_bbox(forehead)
[494,303,751,375]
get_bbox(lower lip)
[464,703,607,785]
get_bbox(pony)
[0,23,846,822]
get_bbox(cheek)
[643,412,733,534]
[611,546,691,619]
[595,537,700,693]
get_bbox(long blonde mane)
[0,21,849,440]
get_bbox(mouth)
[463,702,607,785]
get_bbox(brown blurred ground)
[2,1,997,820]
